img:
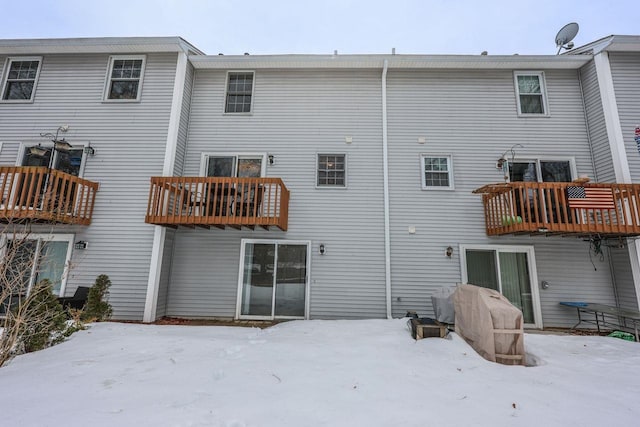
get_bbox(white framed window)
[514,71,548,116]
[103,55,146,101]
[16,142,88,177]
[1,57,42,102]
[224,71,254,113]
[507,158,576,183]
[316,154,346,188]
[200,153,266,178]
[0,233,74,299]
[421,155,454,190]
[460,244,542,328]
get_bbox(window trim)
[199,152,267,177]
[235,238,311,321]
[16,142,89,178]
[102,55,146,102]
[507,157,577,183]
[420,154,454,190]
[0,56,43,103]
[223,70,255,115]
[0,233,74,298]
[315,153,347,189]
[514,71,549,117]
[459,244,543,328]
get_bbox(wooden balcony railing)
[0,166,98,225]
[145,177,289,231]
[474,182,640,237]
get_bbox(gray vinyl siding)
[167,68,387,319]
[609,246,639,311]
[0,52,179,320]
[609,52,640,182]
[156,228,176,317]
[579,61,615,182]
[385,68,617,327]
[607,52,640,313]
[174,61,194,176]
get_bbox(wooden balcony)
[145,177,289,231]
[474,182,640,237]
[0,166,98,225]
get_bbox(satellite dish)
[555,22,579,54]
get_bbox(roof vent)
[481,51,488,55]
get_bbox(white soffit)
[189,54,591,70]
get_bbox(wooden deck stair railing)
[0,166,98,225]
[145,176,289,231]
[473,182,640,237]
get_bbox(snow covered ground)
[1,319,639,427]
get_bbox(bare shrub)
[0,223,82,367]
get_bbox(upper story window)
[225,72,254,113]
[1,57,42,102]
[104,55,146,101]
[514,72,548,115]
[317,154,346,187]
[421,155,454,190]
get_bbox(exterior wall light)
[319,244,325,255]
[445,246,453,257]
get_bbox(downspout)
[382,59,392,319]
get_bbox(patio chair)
[57,286,90,310]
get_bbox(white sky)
[0,0,636,55]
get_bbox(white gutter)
[190,54,590,70]
[143,51,188,323]
[382,59,392,319]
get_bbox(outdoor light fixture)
[84,143,96,156]
[445,246,453,257]
[268,154,274,165]
[319,244,326,255]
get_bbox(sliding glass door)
[237,240,310,320]
[461,245,542,328]
[1,234,73,297]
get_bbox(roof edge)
[0,36,204,55]
[189,54,591,70]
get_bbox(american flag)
[567,186,615,210]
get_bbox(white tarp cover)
[453,284,525,365]
[430,286,456,323]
